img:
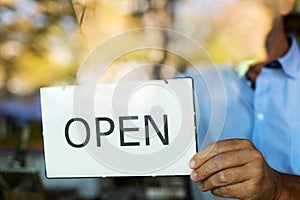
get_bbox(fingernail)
[191,171,198,180]
[189,160,195,168]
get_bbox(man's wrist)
[275,172,300,200]
[274,171,286,200]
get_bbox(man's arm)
[189,139,300,200]
[279,173,300,199]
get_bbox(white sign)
[40,78,196,178]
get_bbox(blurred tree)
[1,0,300,96]
[72,0,180,81]
[0,0,82,96]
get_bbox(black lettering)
[145,115,169,145]
[95,117,115,147]
[119,116,140,146]
[65,118,90,148]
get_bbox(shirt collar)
[278,35,300,78]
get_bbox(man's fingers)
[189,139,277,199]
[210,180,256,199]
[190,139,255,170]
[191,149,256,181]
[199,165,252,191]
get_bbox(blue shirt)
[186,36,300,175]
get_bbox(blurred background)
[0,0,300,199]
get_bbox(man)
[188,0,300,199]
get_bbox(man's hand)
[189,139,282,199]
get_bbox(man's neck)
[265,17,290,63]
[246,17,290,83]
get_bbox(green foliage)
[0,0,81,95]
